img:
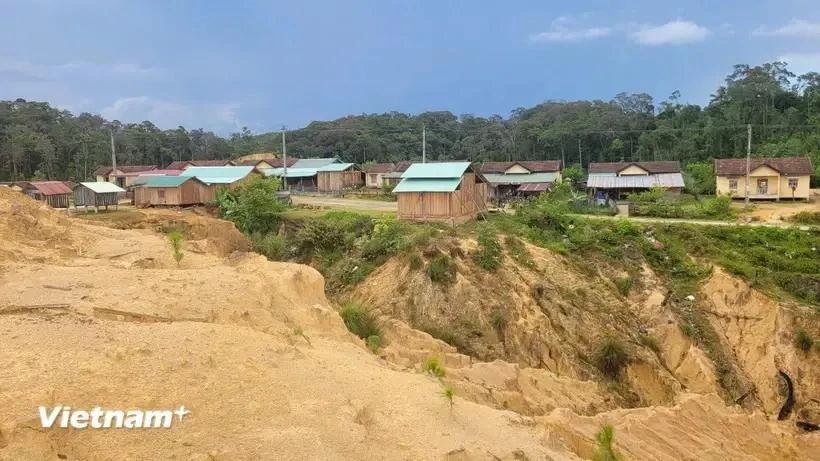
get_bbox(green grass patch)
[339,303,382,340]
[424,357,446,377]
[427,253,456,284]
[474,228,502,271]
[788,211,820,225]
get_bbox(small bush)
[638,333,660,353]
[427,253,456,284]
[252,232,285,260]
[593,338,628,379]
[491,310,507,332]
[168,231,184,267]
[366,334,382,352]
[795,328,814,352]
[789,211,820,225]
[505,235,535,268]
[339,303,381,340]
[441,384,455,408]
[614,275,633,296]
[615,219,639,236]
[408,252,423,270]
[424,357,446,377]
[680,323,697,338]
[474,229,502,271]
[591,424,621,461]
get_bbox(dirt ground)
[740,191,819,222]
[1,188,818,461]
[292,195,397,212]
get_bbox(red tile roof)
[28,181,72,195]
[237,158,298,168]
[363,163,396,173]
[714,156,814,176]
[588,161,681,174]
[131,169,182,176]
[394,161,412,172]
[480,161,561,173]
[93,165,157,176]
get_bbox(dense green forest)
[1,62,819,182]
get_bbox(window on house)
[788,178,798,189]
[728,178,738,191]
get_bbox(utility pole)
[745,123,751,206]
[422,124,426,163]
[577,138,582,167]
[281,126,288,189]
[109,130,117,180]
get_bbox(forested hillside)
[1,62,819,182]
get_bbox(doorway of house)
[756,178,768,195]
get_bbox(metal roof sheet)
[142,176,198,188]
[517,182,552,192]
[28,181,72,195]
[401,162,472,179]
[291,158,339,169]
[586,173,684,189]
[263,167,317,178]
[317,163,355,172]
[179,166,254,184]
[78,182,126,193]
[393,177,463,193]
[482,172,559,185]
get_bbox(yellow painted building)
[714,157,814,200]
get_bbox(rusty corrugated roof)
[586,173,684,188]
[28,181,72,195]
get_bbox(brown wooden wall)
[396,173,488,223]
[317,170,363,192]
[27,192,69,208]
[134,180,204,206]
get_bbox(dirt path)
[292,195,397,212]
[572,213,813,228]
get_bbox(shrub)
[252,232,285,260]
[505,235,535,268]
[339,303,381,340]
[167,231,184,267]
[593,338,628,379]
[638,333,660,353]
[795,328,814,352]
[424,357,446,377]
[366,335,382,352]
[217,176,286,234]
[614,276,633,296]
[361,216,405,261]
[680,323,697,338]
[474,229,502,271]
[789,211,820,225]
[591,424,621,461]
[491,310,507,332]
[408,252,423,270]
[427,253,456,284]
[615,219,639,236]
[298,219,349,253]
[441,384,455,408]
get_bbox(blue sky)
[2,0,819,134]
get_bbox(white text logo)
[38,406,190,429]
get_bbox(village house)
[133,176,209,207]
[316,163,363,193]
[263,158,343,192]
[363,163,397,188]
[381,161,411,187]
[714,156,814,200]
[93,165,157,188]
[178,165,259,202]
[586,161,684,200]
[73,182,125,212]
[479,161,562,199]
[235,157,298,173]
[393,162,488,224]
[20,181,72,208]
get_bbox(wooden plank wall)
[396,173,488,222]
[317,171,363,192]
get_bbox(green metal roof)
[263,167,317,178]
[400,162,471,179]
[291,158,339,169]
[179,166,254,184]
[482,172,559,185]
[142,176,197,188]
[316,163,355,172]
[392,177,463,193]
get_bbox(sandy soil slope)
[0,188,817,460]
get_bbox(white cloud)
[630,20,710,45]
[0,56,165,80]
[530,16,611,42]
[755,20,820,38]
[101,96,241,131]
[777,52,820,76]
